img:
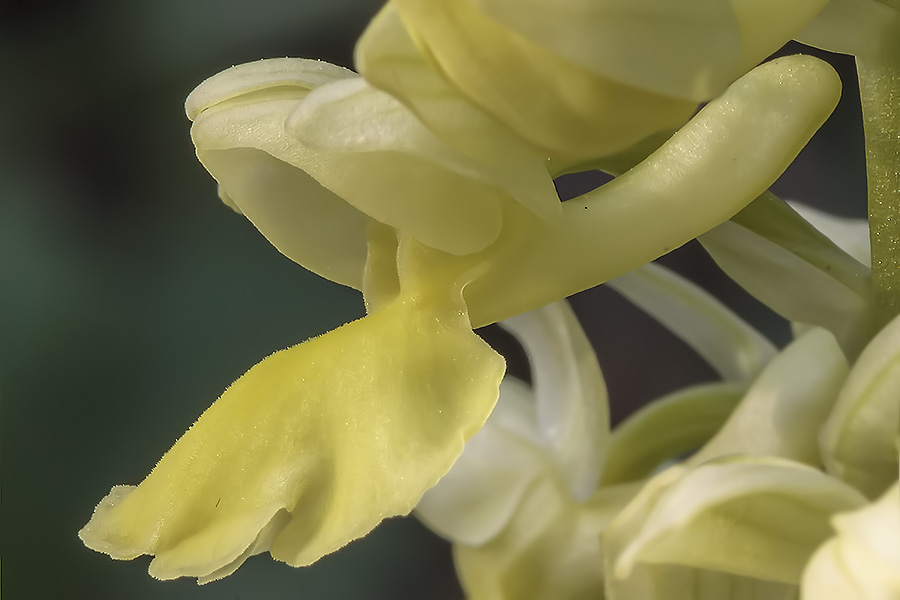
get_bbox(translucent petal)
[821,314,900,498]
[184,57,355,121]
[608,263,777,382]
[455,477,642,600]
[190,58,504,262]
[502,301,610,501]
[691,328,848,466]
[609,457,867,586]
[381,0,697,159]
[415,378,546,547]
[187,60,370,288]
[472,0,826,101]
[79,250,505,580]
[354,6,562,223]
[286,74,560,224]
[802,483,900,600]
[602,382,744,485]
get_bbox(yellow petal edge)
[79,241,505,582]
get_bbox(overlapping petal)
[359,0,828,160]
[188,58,516,270]
[691,328,848,466]
[604,457,867,599]
[470,0,828,101]
[361,0,697,159]
[456,478,641,600]
[700,193,874,357]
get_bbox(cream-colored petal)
[820,314,900,498]
[455,477,643,600]
[691,328,848,466]
[602,382,744,485]
[608,263,777,383]
[415,378,546,547]
[381,0,697,159]
[610,457,866,586]
[184,57,355,121]
[79,244,505,580]
[199,146,371,289]
[472,0,737,101]
[190,58,507,272]
[351,9,565,223]
[188,65,371,288]
[502,301,609,501]
[473,0,826,101]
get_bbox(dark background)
[1,2,866,598]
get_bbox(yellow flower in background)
[356,0,830,161]
[79,48,842,582]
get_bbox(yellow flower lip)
[184,58,356,121]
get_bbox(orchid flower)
[414,261,778,598]
[603,208,900,599]
[356,0,830,162]
[79,19,844,587]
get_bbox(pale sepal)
[608,457,867,587]
[691,328,848,467]
[471,0,827,102]
[285,74,561,225]
[382,0,697,159]
[603,466,798,600]
[501,300,610,501]
[187,59,372,289]
[352,5,561,222]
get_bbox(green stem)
[857,31,900,326]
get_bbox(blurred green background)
[1,2,866,599]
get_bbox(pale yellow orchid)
[601,269,898,600]
[79,49,842,583]
[414,263,778,599]
[356,0,831,161]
